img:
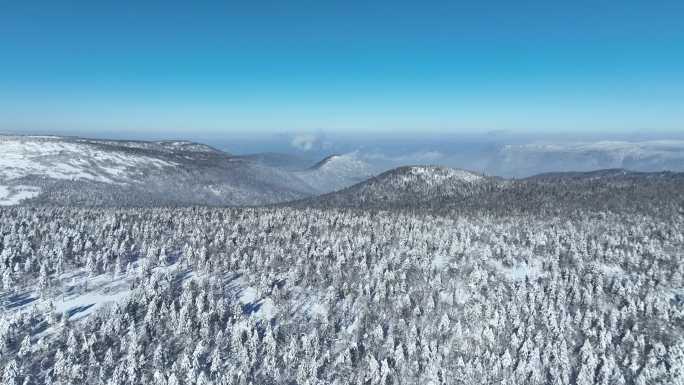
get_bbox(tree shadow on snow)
[66,304,95,319]
[2,291,37,309]
[242,301,262,316]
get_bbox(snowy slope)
[0,135,317,206]
[0,185,41,206]
[0,136,177,183]
[295,153,376,193]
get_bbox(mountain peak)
[309,153,364,170]
[297,153,375,193]
[292,165,490,208]
[389,165,485,184]
[309,154,341,169]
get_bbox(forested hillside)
[1,202,683,384]
[297,169,684,219]
[291,166,492,209]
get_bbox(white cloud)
[290,134,319,151]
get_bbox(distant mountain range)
[0,135,374,206]
[2,135,684,210]
[291,164,684,216]
[490,140,684,177]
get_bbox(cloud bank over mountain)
[310,139,684,178]
[490,140,684,177]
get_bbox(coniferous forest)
[3,1,684,383]
[1,170,683,385]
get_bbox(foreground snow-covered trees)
[0,206,682,384]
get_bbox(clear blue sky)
[1,0,682,137]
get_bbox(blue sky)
[1,0,683,140]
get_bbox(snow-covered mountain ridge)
[295,153,375,193]
[0,135,310,206]
[0,135,177,184]
[291,164,684,215]
[0,135,380,206]
[292,165,490,208]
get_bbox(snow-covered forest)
[1,203,683,384]
[4,0,684,382]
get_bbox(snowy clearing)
[432,253,450,268]
[488,258,544,281]
[0,185,41,206]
